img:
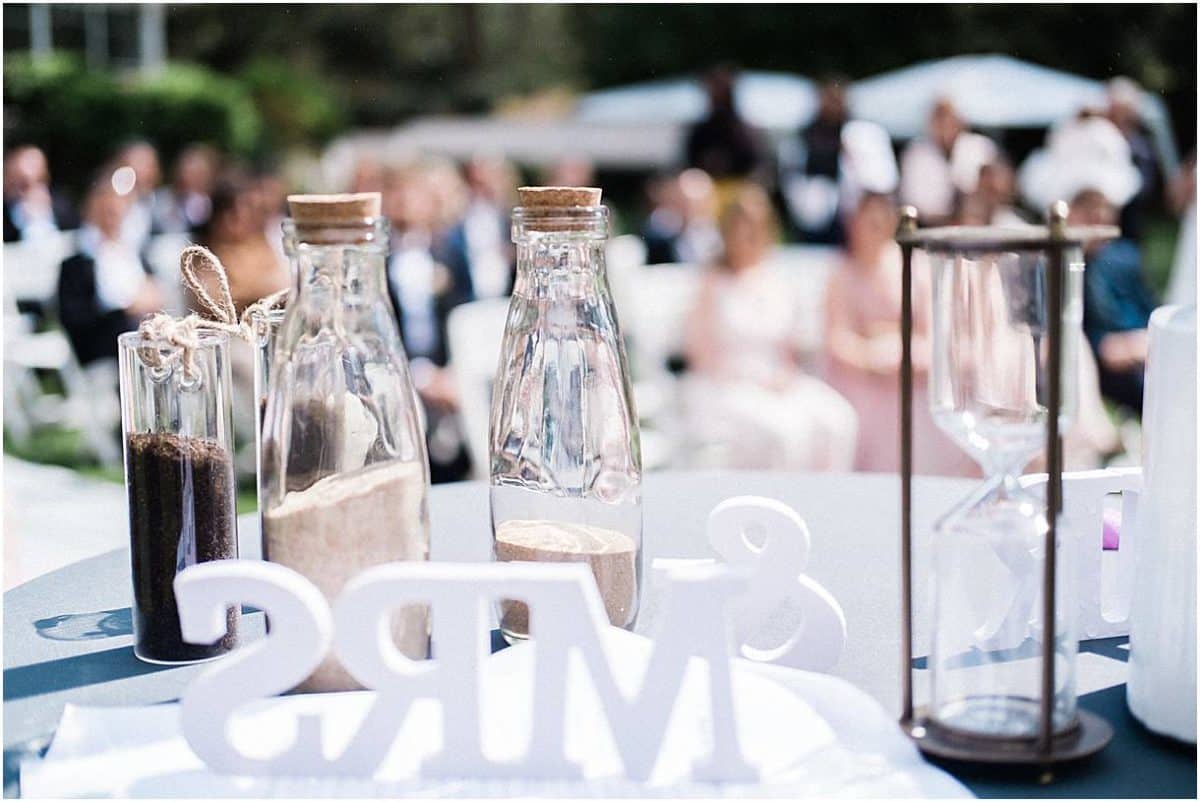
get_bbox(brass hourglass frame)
[895,202,1119,767]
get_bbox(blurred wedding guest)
[641,168,721,265]
[686,66,767,188]
[1106,77,1160,241]
[1165,153,1196,306]
[383,165,473,365]
[349,156,387,194]
[955,159,1028,227]
[440,155,517,300]
[1018,113,1143,219]
[785,78,849,243]
[424,157,469,236]
[682,186,857,470]
[977,160,1027,226]
[837,120,900,224]
[194,173,288,315]
[57,173,163,365]
[899,98,998,225]
[822,193,975,476]
[543,155,595,189]
[153,144,219,235]
[1070,188,1157,416]
[252,167,290,267]
[383,165,473,481]
[113,140,164,250]
[3,145,76,242]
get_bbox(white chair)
[620,262,706,469]
[2,231,76,308]
[446,297,513,479]
[3,304,38,442]
[3,278,122,467]
[3,329,121,466]
[622,262,703,384]
[605,233,647,327]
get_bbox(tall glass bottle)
[490,186,643,642]
[261,193,431,691]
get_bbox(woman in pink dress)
[822,193,977,476]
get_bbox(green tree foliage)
[4,4,1194,185]
[237,57,346,150]
[162,4,1196,146]
[167,4,580,125]
[3,52,261,188]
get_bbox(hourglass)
[896,203,1118,765]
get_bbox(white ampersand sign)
[706,496,846,672]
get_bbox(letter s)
[174,560,334,774]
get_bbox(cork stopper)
[287,192,382,244]
[515,186,605,234]
[517,186,602,208]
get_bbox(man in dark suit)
[438,156,516,302]
[685,66,768,184]
[3,145,77,242]
[1070,189,1158,416]
[382,164,475,481]
[641,169,721,265]
[57,174,163,366]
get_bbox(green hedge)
[4,53,260,190]
[3,52,345,193]
[238,57,345,152]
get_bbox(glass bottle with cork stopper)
[490,186,643,642]
[260,192,432,691]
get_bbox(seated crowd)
[3,77,1188,480]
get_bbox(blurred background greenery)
[4,4,1196,193]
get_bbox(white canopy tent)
[320,57,1180,176]
[318,116,683,185]
[848,54,1180,175]
[575,70,819,132]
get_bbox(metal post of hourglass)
[1041,201,1068,764]
[895,204,1116,769]
[897,206,917,730]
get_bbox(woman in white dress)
[682,186,858,470]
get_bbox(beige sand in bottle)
[494,519,637,637]
[264,459,428,692]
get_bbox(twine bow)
[136,245,288,380]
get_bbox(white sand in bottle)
[494,519,637,637]
[264,459,428,692]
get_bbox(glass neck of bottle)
[283,218,390,312]
[513,239,609,299]
[511,206,609,299]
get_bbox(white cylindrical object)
[1127,304,1197,743]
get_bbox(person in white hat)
[1019,111,1154,415]
[1106,76,1160,241]
[1018,112,1143,213]
[837,119,899,224]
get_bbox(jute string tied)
[136,245,287,381]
